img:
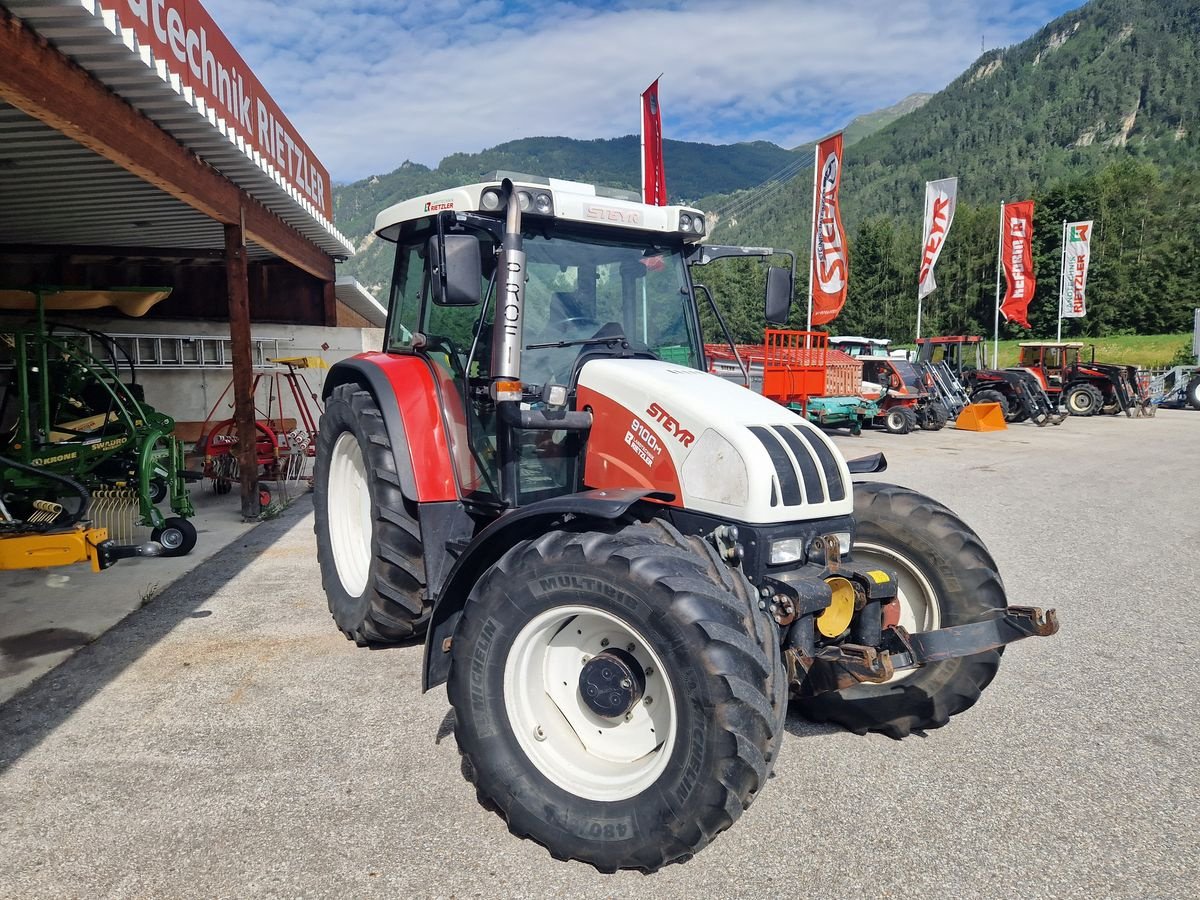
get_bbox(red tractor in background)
[917,336,1065,426]
[311,174,1057,872]
[1017,341,1152,417]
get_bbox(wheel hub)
[578,649,645,719]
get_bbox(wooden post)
[225,214,261,519]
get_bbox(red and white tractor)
[313,174,1057,872]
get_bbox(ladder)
[77,332,286,369]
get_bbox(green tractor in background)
[1,287,196,562]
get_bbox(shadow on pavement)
[0,502,310,775]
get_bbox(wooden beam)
[0,14,333,282]
[225,217,261,520]
[0,242,226,260]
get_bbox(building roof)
[334,276,386,327]
[5,0,352,259]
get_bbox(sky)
[204,0,1086,186]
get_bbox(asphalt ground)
[1,409,1197,898]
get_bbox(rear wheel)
[796,482,1005,739]
[1186,375,1200,411]
[447,519,786,873]
[314,383,429,644]
[1065,383,1104,416]
[971,389,1010,418]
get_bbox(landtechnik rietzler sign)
[120,0,332,218]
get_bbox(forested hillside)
[709,0,1200,343]
[333,137,800,293]
[332,96,927,295]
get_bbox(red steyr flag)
[1000,200,1036,328]
[641,78,667,206]
[810,133,848,326]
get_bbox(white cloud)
[202,0,1079,183]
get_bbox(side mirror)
[428,234,481,307]
[764,266,792,325]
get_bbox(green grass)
[992,333,1192,368]
[899,333,1192,368]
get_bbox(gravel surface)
[1,410,1197,899]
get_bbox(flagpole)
[639,92,647,204]
[805,141,819,332]
[917,183,929,340]
[1056,219,1067,342]
[993,201,1004,368]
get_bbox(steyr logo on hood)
[646,403,695,447]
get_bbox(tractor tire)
[1005,403,1028,423]
[883,407,914,434]
[152,517,197,557]
[970,389,1010,419]
[796,482,1005,740]
[313,383,429,644]
[1064,383,1104,416]
[1186,375,1200,411]
[919,401,949,431]
[447,519,786,873]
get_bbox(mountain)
[709,0,1200,342]
[332,98,924,294]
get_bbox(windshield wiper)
[525,335,630,350]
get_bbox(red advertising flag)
[810,133,848,326]
[641,78,667,206]
[1000,200,1036,328]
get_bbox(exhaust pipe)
[490,179,526,386]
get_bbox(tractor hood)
[575,359,852,524]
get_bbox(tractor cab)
[371,173,793,510]
[1017,341,1085,391]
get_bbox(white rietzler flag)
[918,178,958,300]
[1060,220,1093,318]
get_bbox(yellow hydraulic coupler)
[817,576,859,637]
[0,527,110,573]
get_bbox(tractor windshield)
[518,231,700,384]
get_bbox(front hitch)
[792,606,1060,696]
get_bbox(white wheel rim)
[852,540,942,683]
[328,431,372,597]
[159,528,183,550]
[504,606,677,802]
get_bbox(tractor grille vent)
[748,425,846,507]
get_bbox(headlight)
[517,190,532,211]
[679,213,693,232]
[769,531,851,566]
[480,188,502,211]
[769,537,806,566]
[533,191,553,214]
[693,215,705,235]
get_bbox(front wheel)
[883,406,914,434]
[447,520,786,873]
[971,389,1010,418]
[1065,383,1103,416]
[796,482,1005,739]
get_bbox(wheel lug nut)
[626,643,635,653]
[644,667,654,677]
[620,678,632,690]
[644,696,653,706]
[600,638,609,647]
[534,725,546,741]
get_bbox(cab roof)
[373,174,708,244]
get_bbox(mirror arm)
[695,283,749,389]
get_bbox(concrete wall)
[63,317,384,431]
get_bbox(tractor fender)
[422,488,672,691]
[323,354,457,502]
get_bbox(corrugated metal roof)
[3,0,353,258]
[334,276,386,327]
[0,100,276,258]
